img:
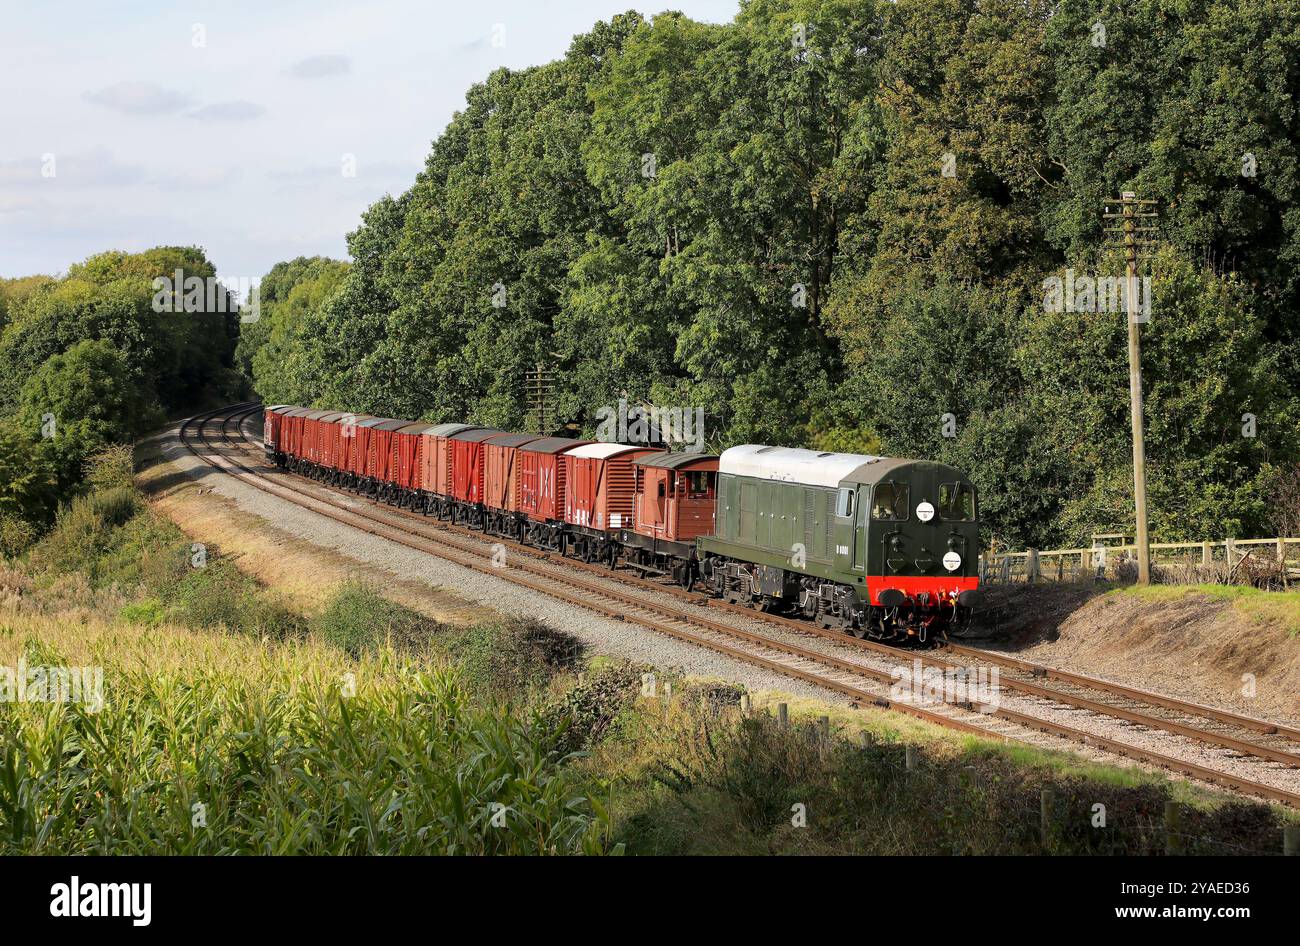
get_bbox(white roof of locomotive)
[719,444,881,489]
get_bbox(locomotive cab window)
[871,482,908,520]
[939,482,976,521]
[835,486,855,518]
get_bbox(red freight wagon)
[448,427,507,526]
[392,422,435,498]
[296,410,321,465]
[367,419,410,486]
[263,405,290,457]
[313,412,349,471]
[619,452,719,586]
[336,413,373,483]
[420,423,480,515]
[482,433,546,537]
[483,433,546,512]
[517,437,590,549]
[281,407,313,461]
[347,417,388,480]
[563,442,657,564]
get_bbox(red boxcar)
[393,423,435,493]
[563,443,658,533]
[421,423,480,503]
[518,438,588,523]
[348,417,389,479]
[449,427,507,504]
[313,411,349,471]
[281,407,313,460]
[483,433,546,512]
[263,405,290,455]
[630,452,719,543]
[367,419,410,485]
[336,413,372,479]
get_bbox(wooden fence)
[979,537,1300,588]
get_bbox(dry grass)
[135,434,484,624]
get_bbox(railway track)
[179,404,1300,808]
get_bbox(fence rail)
[979,537,1300,588]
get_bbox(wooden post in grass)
[1285,823,1299,856]
[1165,802,1184,855]
[1040,787,1054,852]
[1027,549,1040,584]
[777,702,788,728]
[740,693,751,717]
[905,744,917,771]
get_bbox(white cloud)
[83,81,192,115]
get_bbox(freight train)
[263,406,982,643]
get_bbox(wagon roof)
[280,407,313,417]
[354,416,396,429]
[633,451,719,471]
[373,418,414,431]
[565,442,655,460]
[396,422,436,435]
[518,437,591,455]
[450,427,508,444]
[484,432,547,449]
[316,412,351,422]
[266,405,294,413]
[425,423,480,438]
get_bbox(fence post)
[1285,823,1299,856]
[776,702,788,729]
[1027,549,1040,584]
[1165,802,1184,855]
[1201,541,1212,568]
[818,715,830,755]
[1080,550,1089,576]
[740,693,751,717]
[1278,538,1287,563]
[1040,787,1054,852]
[905,744,917,771]
[1225,537,1236,566]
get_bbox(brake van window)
[871,483,908,520]
[939,483,976,521]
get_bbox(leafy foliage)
[242,0,1300,547]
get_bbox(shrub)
[0,513,35,558]
[312,581,441,657]
[450,617,584,698]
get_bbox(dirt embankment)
[962,583,1300,726]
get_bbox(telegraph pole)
[1104,192,1159,584]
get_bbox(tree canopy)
[244,0,1300,547]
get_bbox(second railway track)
[177,404,1300,808]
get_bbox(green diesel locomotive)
[697,445,981,643]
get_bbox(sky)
[0,0,740,283]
